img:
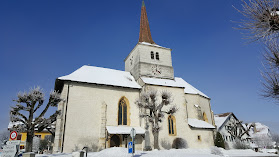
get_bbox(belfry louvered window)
[118,98,127,125]
[151,51,154,59]
[156,52,159,60]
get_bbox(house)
[214,112,251,149]
[7,122,52,151]
[247,122,274,149]
[53,1,215,153]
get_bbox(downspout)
[61,83,70,152]
[185,97,189,119]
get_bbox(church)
[53,1,215,153]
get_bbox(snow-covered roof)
[58,65,141,89]
[248,122,271,137]
[106,126,145,135]
[139,42,170,49]
[141,77,209,98]
[214,116,228,130]
[214,112,232,130]
[8,121,23,129]
[187,118,215,129]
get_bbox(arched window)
[203,112,208,122]
[168,115,176,135]
[151,51,154,59]
[118,98,127,125]
[156,52,159,60]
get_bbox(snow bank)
[36,148,278,157]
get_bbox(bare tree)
[135,90,178,149]
[253,134,274,148]
[261,41,279,100]
[236,0,279,102]
[10,87,62,152]
[236,0,279,41]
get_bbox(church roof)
[141,77,210,99]
[139,0,155,44]
[58,65,141,89]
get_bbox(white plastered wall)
[58,82,141,153]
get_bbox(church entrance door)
[110,135,120,147]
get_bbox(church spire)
[139,0,155,44]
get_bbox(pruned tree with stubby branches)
[236,0,279,102]
[135,89,178,150]
[10,86,62,152]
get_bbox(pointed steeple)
[139,0,155,44]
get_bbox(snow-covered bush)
[160,138,171,150]
[210,146,224,156]
[77,137,98,152]
[172,138,188,149]
[72,145,79,152]
[233,139,250,149]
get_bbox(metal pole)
[132,136,134,157]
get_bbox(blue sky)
[1,0,278,133]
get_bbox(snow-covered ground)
[36,147,278,157]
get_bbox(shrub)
[160,139,171,150]
[233,139,250,149]
[210,146,224,156]
[172,138,188,149]
[214,132,225,149]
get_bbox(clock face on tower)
[151,65,161,76]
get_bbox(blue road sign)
[128,142,133,154]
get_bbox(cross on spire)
[139,0,155,44]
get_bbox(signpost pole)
[129,128,136,157]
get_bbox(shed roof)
[106,126,145,135]
[188,118,215,129]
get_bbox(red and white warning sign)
[10,131,17,140]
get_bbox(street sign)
[6,140,20,145]
[130,128,136,138]
[128,142,133,154]
[2,145,17,157]
[9,131,17,141]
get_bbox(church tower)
[125,0,174,80]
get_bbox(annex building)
[53,1,215,153]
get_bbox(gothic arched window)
[118,98,128,125]
[168,115,176,135]
[151,51,154,59]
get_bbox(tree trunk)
[153,131,159,149]
[25,130,34,152]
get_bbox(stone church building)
[53,1,215,153]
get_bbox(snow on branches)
[10,86,62,152]
[136,89,178,149]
